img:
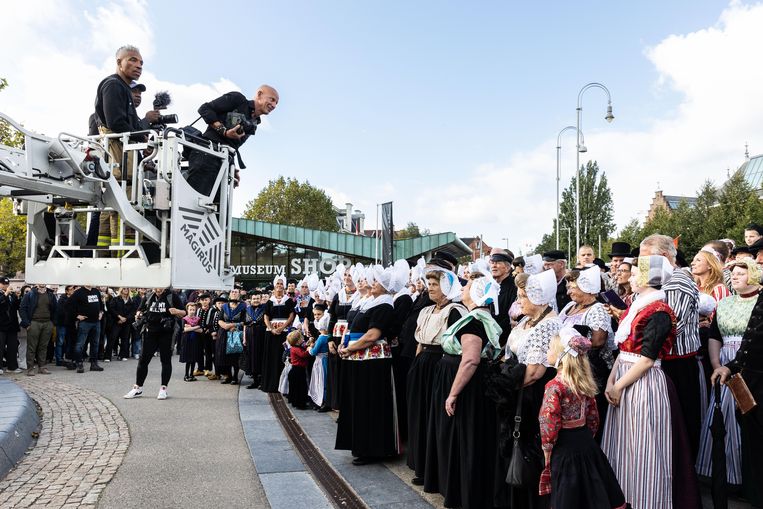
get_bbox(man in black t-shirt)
[124,288,185,400]
[70,285,104,373]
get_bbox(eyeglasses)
[616,269,631,275]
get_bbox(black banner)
[381,201,393,266]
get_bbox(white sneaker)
[133,354,140,360]
[0,369,4,374]
[120,358,128,361]
[12,368,23,373]
[123,385,143,399]
[157,386,168,400]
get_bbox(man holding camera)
[186,85,279,196]
[94,45,161,249]
[124,287,185,400]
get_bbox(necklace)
[526,306,552,328]
[570,301,595,314]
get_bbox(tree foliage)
[605,170,763,259]
[0,78,27,276]
[396,222,430,240]
[242,176,339,231]
[534,160,615,257]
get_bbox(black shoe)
[352,456,378,466]
[76,362,84,374]
[66,362,76,370]
[221,377,231,384]
[317,405,331,413]
[230,378,238,385]
[246,382,259,390]
[90,363,104,372]
[412,477,424,486]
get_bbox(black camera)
[226,111,257,135]
[151,91,178,125]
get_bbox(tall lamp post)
[561,226,572,262]
[575,83,614,253]
[501,237,509,250]
[556,126,587,249]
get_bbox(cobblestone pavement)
[0,377,129,508]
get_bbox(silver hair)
[640,234,677,260]
[115,45,141,59]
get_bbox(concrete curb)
[0,379,40,479]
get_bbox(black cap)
[592,258,608,272]
[608,241,631,258]
[129,81,146,92]
[197,293,211,300]
[213,296,227,304]
[427,258,454,271]
[630,247,640,258]
[542,249,566,262]
[732,245,754,256]
[0,276,9,285]
[431,251,458,270]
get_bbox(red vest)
[619,300,676,359]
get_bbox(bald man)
[186,86,279,196]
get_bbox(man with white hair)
[639,233,702,460]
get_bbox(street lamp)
[575,82,614,253]
[556,126,587,249]
[501,237,509,250]
[561,226,571,262]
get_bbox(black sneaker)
[76,362,84,373]
[90,363,104,372]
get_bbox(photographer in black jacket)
[185,85,279,196]
[108,287,137,361]
[0,277,20,374]
[124,287,185,400]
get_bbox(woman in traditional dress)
[602,255,691,509]
[558,265,615,438]
[260,275,296,393]
[499,268,561,509]
[422,260,502,509]
[216,288,248,385]
[244,291,267,389]
[696,258,760,484]
[335,263,407,464]
[326,265,358,410]
[406,264,465,486]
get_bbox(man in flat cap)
[489,247,517,346]
[542,249,570,311]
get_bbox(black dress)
[260,296,295,393]
[245,304,266,382]
[391,293,414,441]
[406,305,462,477]
[327,292,354,410]
[217,302,248,379]
[335,301,399,458]
[423,318,499,509]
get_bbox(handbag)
[505,385,543,487]
[727,373,757,414]
[226,329,244,355]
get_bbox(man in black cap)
[542,249,570,311]
[489,247,517,346]
[608,241,631,276]
[732,244,754,261]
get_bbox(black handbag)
[505,385,543,487]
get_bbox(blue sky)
[2,0,759,254]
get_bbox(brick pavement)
[0,378,129,508]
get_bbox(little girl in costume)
[181,302,201,382]
[308,303,331,410]
[539,326,626,509]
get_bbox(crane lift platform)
[0,112,236,290]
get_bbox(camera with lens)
[151,91,178,126]
[226,111,257,135]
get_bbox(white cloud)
[397,1,763,254]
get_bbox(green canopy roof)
[231,217,471,261]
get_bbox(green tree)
[242,176,338,231]
[396,222,430,240]
[0,78,27,276]
[536,161,615,257]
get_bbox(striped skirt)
[695,339,742,484]
[601,352,673,509]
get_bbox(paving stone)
[259,471,332,509]
[0,378,129,508]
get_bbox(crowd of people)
[3,226,763,508]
